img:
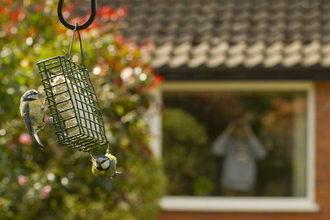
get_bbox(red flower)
[9,9,21,21]
[114,34,124,45]
[2,0,13,4]
[98,6,114,19]
[35,5,43,13]
[18,175,28,186]
[120,67,134,80]
[1,6,9,15]
[63,4,73,14]
[19,133,32,145]
[86,20,102,32]
[116,6,128,18]
[151,75,164,89]
[27,27,37,37]
[42,185,52,199]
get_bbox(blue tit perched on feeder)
[91,150,120,179]
[20,89,49,150]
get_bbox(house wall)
[157,82,330,220]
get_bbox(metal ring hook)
[58,0,97,30]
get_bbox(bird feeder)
[36,0,108,152]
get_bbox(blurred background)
[2,0,330,219]
[0,0,165,219]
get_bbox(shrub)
[0,1,165,219]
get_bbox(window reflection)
[211,119,266,196]
[162,91,307,197]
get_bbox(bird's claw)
[44,116,53,123]
[111,171,120,179]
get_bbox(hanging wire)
[66,22,78,60]
[77,30,86,68]
[64,22,85,68]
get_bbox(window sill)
[161,196,320,212]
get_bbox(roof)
[104,0,330,79]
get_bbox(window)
[149,81,319,212]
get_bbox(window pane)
[162,90,307,197]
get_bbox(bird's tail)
[32,127,44,150]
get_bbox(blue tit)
[91,152,119,179]
[20,89,47,150]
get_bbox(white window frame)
[148,81,319,212]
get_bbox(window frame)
[149,81,319,212]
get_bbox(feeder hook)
[57,0,97,30]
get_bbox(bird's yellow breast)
[30,99,43,107]
[92,165,106,177]
[29,100,45,126]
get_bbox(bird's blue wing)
[22,102,33,139]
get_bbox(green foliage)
[162,108,215,196]
[0,1,165,219]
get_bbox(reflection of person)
[211,119,266,196]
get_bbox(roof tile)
[321,42,330,54]
[244,53,264,67]
[168,54,190,68]
[228,42,247,55]
[302,53,321,67]
[173,42,192,55]
[188,54,208,68]
[283,40,302,54]
[321,55,330,67]
[154,42,173,56]
[151,55,171,68]
[265,41,284,55]
[282,53,302,67]
[206,54,227,68]
[263,53,283,67]
[107,0,330,70]
[302,40,321,54]
[246,41,265,54]
[226,53,245,68]
[192,42,210,55]
[210,42,230,55]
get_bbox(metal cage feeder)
[37,56,108,152]
[36,16,108,152]
[34,1,109,152]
